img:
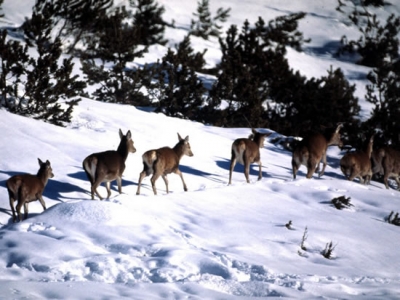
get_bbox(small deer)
[371,146,400,190]
[228,128,271,184]
[6,158,54,222]
[136,133,193,195]
[292,124,343,179]
[340,134,374,184]
[82,129,136,200]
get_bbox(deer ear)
[126,130,132,140]
[119,128,123,139]
[251,128,257,134]
[185,136,189,142]
[177,133,183,141]
[46,160,51,166]
[38,158,44,166]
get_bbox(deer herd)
[5,125,400,222]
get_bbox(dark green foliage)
[190,0,231,40]
[81,7,151,105]
[331,195,353,210]
[0,30,30,109]
[0,0,4,18]
[17,6,86,126]
[337,5,400,67]
[363,0,385,6]
[130,0,167,46]
[22,0,113,55]
[207,15,359,135]
[288,67,360,137]
[365,59,400,148]
[150,35,206,119]
[387,211,400,226]
[261,12,310,52]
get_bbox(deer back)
[232,129,270,164]
[84,129,136,180]
[6,159,54,202]
[382,147,400,174]
[143,133,193,175]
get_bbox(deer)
[340,134,374,184]
[136,133,193,195]
[371,146,400,190]
[82,129,136,200]
[228,128,272,185]
[292,124,343,179]
[6,158,54,222]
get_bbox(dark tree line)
[0,0,399,150]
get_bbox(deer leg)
[9,193,17,222]
[228,154,236,185]
[116,177,123,194]
[257,161,263,181]
[16,201,24,222]
[150,173,161,195]
[243,155,251,183]
[91,177,105,200]
[161,175,169,193]
[136,170,147,195]
[306,158,316,179]
[37,195,47,211]
[318,153,327,178]
[105,181,111,199]
[175,169,188,192]
[291,158,299,179]
[383,171,390,189]
[24,202,29,220]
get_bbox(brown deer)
[292,124,343,179]
[228,128,271,184]
[371,146,400,190]
[6,158,54,222]
[136,133,193,195]
[340,134,374,184]
[83,129,136,200]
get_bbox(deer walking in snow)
[82,129,136,200]
[136,133,193,195]
[6,158,54,222]
[371,146,400,190]
[292,124,343,179]
[228,128,271,184]
[340,134,374,184]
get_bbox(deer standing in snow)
[340,134,374,184]
[292,124,343,179]
[371,146,400,190]
[6,158,54,222]
[136,133,193,195]
[228,128,271,184]
[82,129,136,200]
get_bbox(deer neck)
[367,140,374,158]
[117,140,129,161]
[37,169,50,186]
[173,143,185,161]
[253,135,264,148]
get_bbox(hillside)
[1,0,400,299]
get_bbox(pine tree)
[151,35,206,119]
[190,0,230,40]
[0,30,30,110]
[0,0,4,18]
[130,0,167,46]
[20,8,86,126]
[81,7,150,105]
[365,60,400,148]
[337,6,400,68]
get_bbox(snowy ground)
[1,0,400,299]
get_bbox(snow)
[1,0,400,299]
